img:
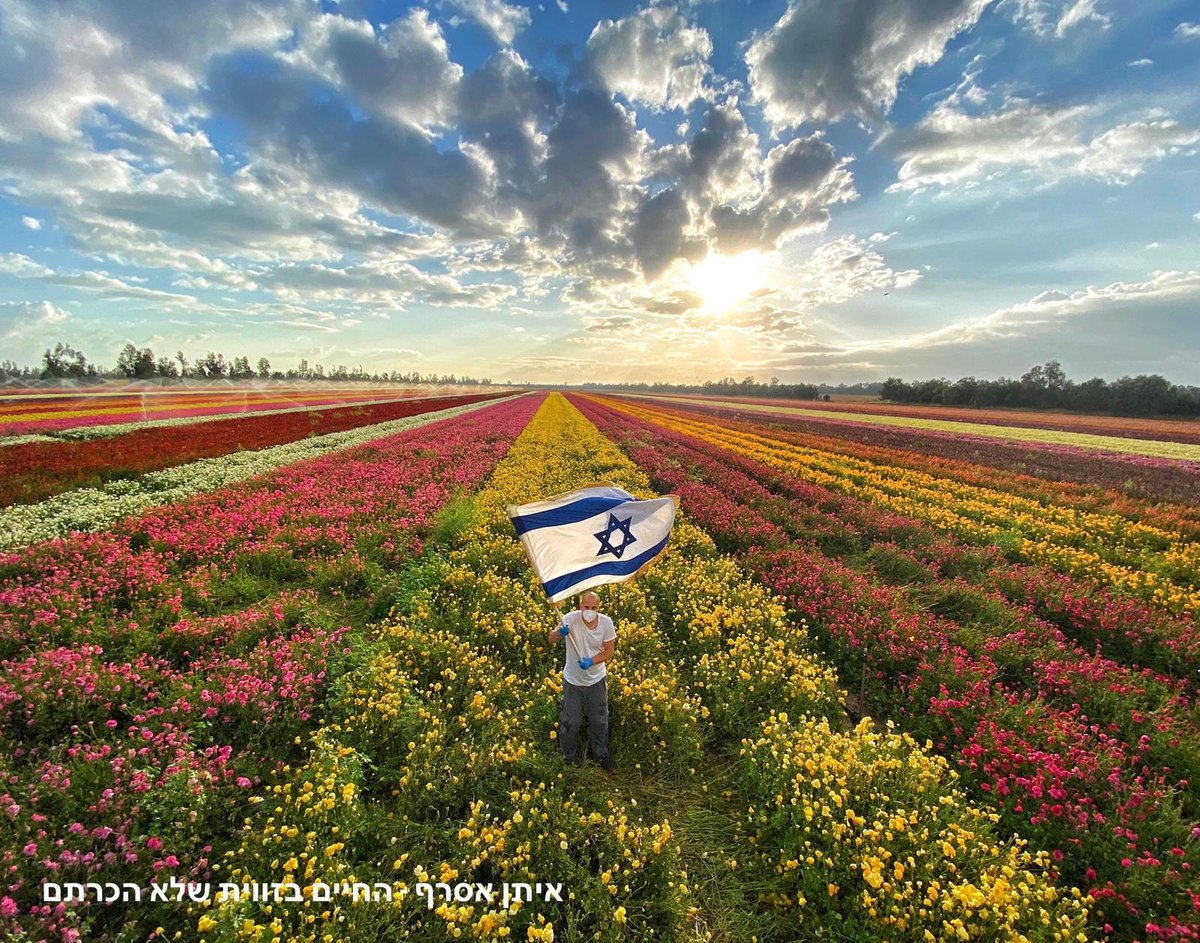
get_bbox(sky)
[0,0,1198,386]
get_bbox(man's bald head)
[580,592,600,610]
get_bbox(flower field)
[628,397,1200,508]
[0,392,508,509]
[0,386,489,437]
[8,387,1198,941]
[573,393,1200,940]
[642,395,1200,447]
[625,395,1200,463]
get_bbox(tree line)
[881,361,1200,418]
[1,342,493,387]
[578,376,823,399]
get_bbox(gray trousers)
[560,677,609,762]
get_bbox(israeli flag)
[508,485,677,603]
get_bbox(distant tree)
[880,377,909,402]
[195,351,227,378]
[256,357,271,378]
[176,350,190,377]
[41,343,90,379]
[947,376,980,406]
[229,355,253,379]
[1070,376,1110,413]
[1110,374,1173,416]
[156,356,179,378]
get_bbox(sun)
[686,250,770,313]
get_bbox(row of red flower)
[657,398,1200,509]
[574,394,1200,941]
[0,392,507,508]
[0,396,538,941]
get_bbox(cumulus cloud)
[0,300,71,342]
[205,56,496,236]
[782,236,922,310]
[630,188,703,279]
[444,0,532,45]
[0,0,304,140]
[21,217,42,230]
[1175,22,1200,40]
[288,9,463,128]
[885,99,1200,190]
[586,5,712,111]
[711,134,857,252]
[746,0,991,127]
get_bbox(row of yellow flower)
[605,398,1200,615]
[193,393,1090,942]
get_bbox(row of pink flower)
[0,397,539,659]
[0,396,540,941]
[575,395,1200,941]
[660,398,1200,511]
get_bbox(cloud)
[51,271,201,307]
[444,0,532,45]
[781,236,922,310]
[205,56,496,236]
[885,99,1200,190]
[0,254,203,308]
[746,0,991,127]
[842,270,1200,354]
[1175,22,1200,40]
[631,188,703,280]
[1054,0,1109,35]
[21,217,42,230]
[1127,58,1153,67]
[0,300,71,343]
[666,101,762,202]
[288,9,463,128]
[586,5,712,111]
[1008,0,1110,37]
[0,0,304,141]
[0,254,55,278]
[711,134,857,252]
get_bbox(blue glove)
[558,624,570,637]
[578,656,594,670]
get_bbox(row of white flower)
[0,434,56,447]
[1,391,494,445]
[0,395,523,551]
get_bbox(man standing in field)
[548,591,616,772]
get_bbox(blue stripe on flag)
[511,496,631,536]
[541,533,671,599]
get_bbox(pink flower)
[0,897,18,917]
[22,842,36,856]
[146,837,163,851]
[236,776,251,788]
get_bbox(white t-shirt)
[561,610,616,687]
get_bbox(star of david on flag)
[508,485,678,603]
